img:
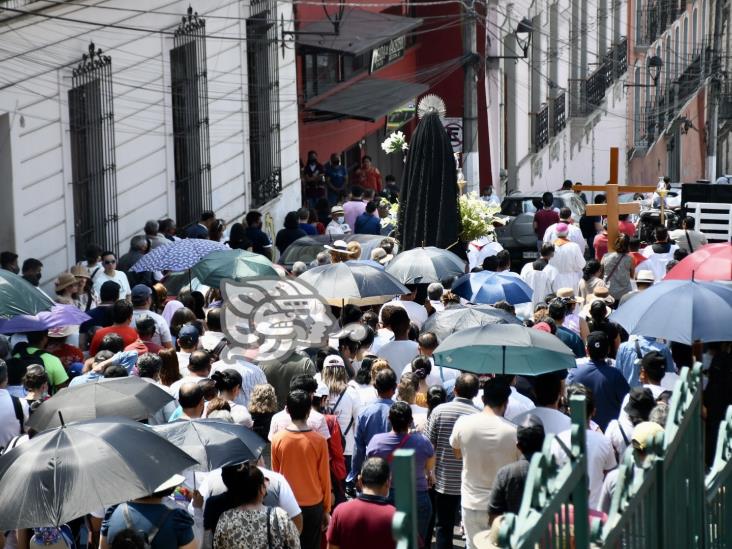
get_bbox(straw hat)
[581,286,615,317]
[556,287,584,304]
[635,270,655,284]
[55,272,78,292]
[324,240,356,255]
[472,516,504,549]
[70,264,91,279]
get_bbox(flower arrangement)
[458,192,502,243]
[381,131,409,155]
[386,192,501,243]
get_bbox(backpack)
[6,347,45,385]
[121,503,173,549]
[30,526,75,548]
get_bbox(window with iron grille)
[247,0,281,207]
[171,7,212,229]
[68,43,118,261]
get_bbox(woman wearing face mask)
[326,205,351,235]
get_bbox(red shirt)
[594,232,609,261]
[125,339,162,355]
[534,209,560,239]
[354,167,383,193]
[89,325,139,356]
[630,251,646,267]
[327,496,396,549]
[618,220,636,237]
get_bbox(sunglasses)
[103,259,116,265]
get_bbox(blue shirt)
[69,371,103,387]
[366,432,434,491]
[299,222,317,235]
[354,213,381,235]
[615,336,676,387]
[244,227,272,256]
[567,360,629,431]
[348,397,393,482]
[325,163,348,188]
[557,326,586,358]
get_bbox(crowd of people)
[0,178,729,549]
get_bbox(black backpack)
[6,347,45,386]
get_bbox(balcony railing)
[533,103,549,152]
[551,92,566,136]
[569,38,627,118]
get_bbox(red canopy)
[664,243,732,281]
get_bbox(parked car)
[494,190,586,269]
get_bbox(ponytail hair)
[210,369,242,393]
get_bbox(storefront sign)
[370,35,406,73]
[443,117,463,153]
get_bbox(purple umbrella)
[0,305,90,334]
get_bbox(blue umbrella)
[609,280,732,344]
[433,323,575,375]
[452,271,533,305]
[130,239,227,272]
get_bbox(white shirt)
[544,222,587,252]
[467,238,503,271]
[505,387,535,421]
[552,428,616,510]
[377,340,419,378]
[604,415,635,459]
[450,412,520,510]
[326,386,361,455]
[131,309,172,346]
[199,331,225,353]
[93,270,131,300]
[268,408,331,440]
[411,403,428,431]
[520,262,559,308]
[348,381,377,412]
[169,375,208,400]
[326,220,351,235]
[199,467,301,519]
[0,388,29,450]
[512,406,571,435]
[176,351,192,376]
[370,329,394,354]
[211,358,268,408]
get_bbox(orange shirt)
[271,428,332,512]
[354,167,383,193]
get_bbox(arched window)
[664,36,671,87]
[692,8,698,53]
[634,66,642,142]
[683,17,689,66]
[636,0,644,44]
[701,0,707,45]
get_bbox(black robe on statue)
[396,112,465,258]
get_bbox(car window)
[564,195,585,218]
[501,198,542,216]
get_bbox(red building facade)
[293,0,492,196]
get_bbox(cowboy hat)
[324,240,356,255]
[70,264,91,279]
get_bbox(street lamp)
[623,55,664,88]
[487,17,534,60]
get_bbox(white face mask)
[337,216,345,224]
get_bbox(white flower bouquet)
[381,131,409,155]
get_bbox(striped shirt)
[423,397,479,495]
[211,358,267,408]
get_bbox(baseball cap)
[636,270,655,284]
[624,387,656,422]
[314,383,330,398]
[131,284,152,303]
[632,421,664,452]
[323,354,346,368]
[587,331,609,352]
[178,323,200,343]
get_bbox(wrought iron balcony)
[533,103,549,152]
[551,92,566,136]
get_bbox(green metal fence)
[706,407,732,549]
[392,448,418,549]
[498,395,589,549]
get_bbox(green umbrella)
[0,270,55,319]
[433,324,575,376]
[190,249,278,288]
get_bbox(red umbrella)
[665,243,732,281]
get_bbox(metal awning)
[306,77,428,122]
[296,9,423,56]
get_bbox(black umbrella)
[152,419,267,471]
[396,98,464,258]
[385,246,465,285]
[279,234,384,267]
[298,261,409,306]
[421,304,522,343]
[0,416,198,530]
[27,377,175,431]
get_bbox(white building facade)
[0,0,301,290]
[485,0,629,193]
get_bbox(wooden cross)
[574,148,657,252]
